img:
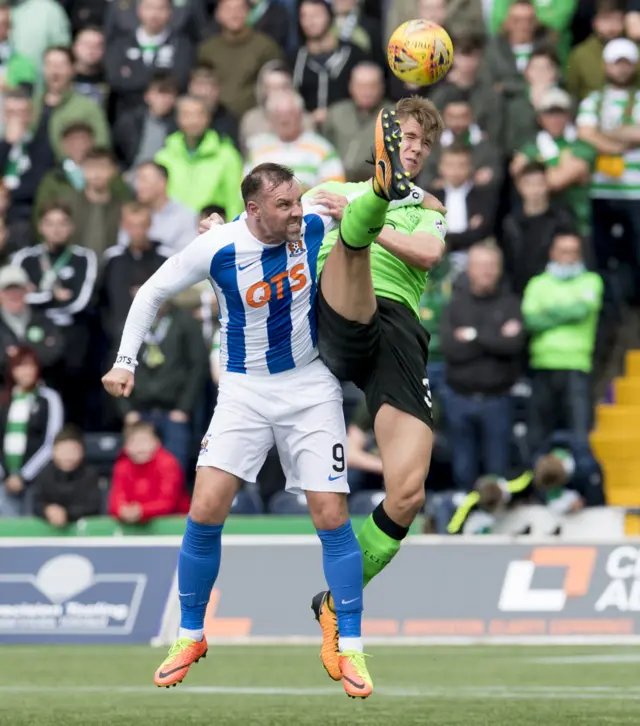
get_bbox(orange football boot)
[373,107,413,201]
[154,636,208,688]
[339,651,373,699]
[311,591,341,681]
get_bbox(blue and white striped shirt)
[115,209,335,376]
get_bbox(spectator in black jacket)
[0,346,63,517]
[100,202,171,344]
[292,0,367,124]
[0,265,64,386]
[12,203,98,424]
[0,89,55,243]
[105,0,195,120]
[117,300,209,473]
[33,424,102,527]
[430,143,499,272]
[440,242,526,490]
[502,161,577,296]
[73,26,109,110]
[112,72,178,173]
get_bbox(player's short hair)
[395,96,445,147]
[61,121,95,139]
[55,424,84,446]
[83,147,116,164]
[122,201,152,218]
[45,46,74,64]
[241,163,296,205]
[137,160,169,180]
[517,160,547,179]
[596,0,625,14]
[38,201,73,221]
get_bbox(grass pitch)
[0,645,638,725]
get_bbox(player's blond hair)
[395,96,445,147]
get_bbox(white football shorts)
[197,358,349,494]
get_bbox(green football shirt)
[307,181,447,318]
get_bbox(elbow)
[418,245,445,271]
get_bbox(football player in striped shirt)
[102,163,373,698]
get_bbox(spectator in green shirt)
[511,87,597,238]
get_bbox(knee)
[189,467,238,525]
[386,476,426,520]
[308,492,349,531]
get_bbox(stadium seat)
[268,490,309,515]
[230,486,264,515]
[84,433,122,478]
[348,490,385,515]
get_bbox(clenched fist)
[102,368,135,398]
[199,212,225,235]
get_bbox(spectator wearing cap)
[246,90,345,192]
[0,265,64,384]
[419,89,503,190]
[0,346,63,517]
[112,73,179,174]
[0,88,55,239]
[119,161,198,252]
[440,242,525,491]
[32,47,110,162]
[522,231,602,457]
[155,95,244,218]
[292,0,367,126]
[239,61,314,154]
[105,0,195,121]
[73,26,109,110]
[566,0,627,102]
[198,0,284,120]
[323,62,391,182]
[577,38,640,300]
[503,161,577,296]
[512,87,597,239]
[32,424,102,527]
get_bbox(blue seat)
[83,433,122,478]
[268,490,310,515]
[230,487,264,515]
[348,490,385,515]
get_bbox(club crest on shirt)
[200,434,211,454]
[287,239,305,257]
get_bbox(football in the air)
[387,20,454,87]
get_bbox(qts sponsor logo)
[499,546,640,613]
[245,264,307,308]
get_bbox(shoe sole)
[311,592,341,682]
[374,109,412,200]
[156,650,208,688]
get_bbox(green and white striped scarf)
[4,389,35,475]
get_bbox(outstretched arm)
[113,232,219,373]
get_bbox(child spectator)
[33,424,101,527]
[108,421,190,523]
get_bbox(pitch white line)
[531,654,640,664]
[1,685,640,700]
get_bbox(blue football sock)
[317,520,363,640]
[178,517,223,635]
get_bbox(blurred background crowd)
[0,0,636,532]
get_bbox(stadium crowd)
[0,0,634,529]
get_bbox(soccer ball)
[387,20,454,87]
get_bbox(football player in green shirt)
[307,97,447,681]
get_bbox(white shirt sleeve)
[113,230,220,373]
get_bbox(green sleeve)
[570,140,597,166]
[6,53,37,88]
[534,0,578,32]
[413,209,447,244]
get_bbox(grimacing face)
[248,179,303,245]
[398,116,432,179]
